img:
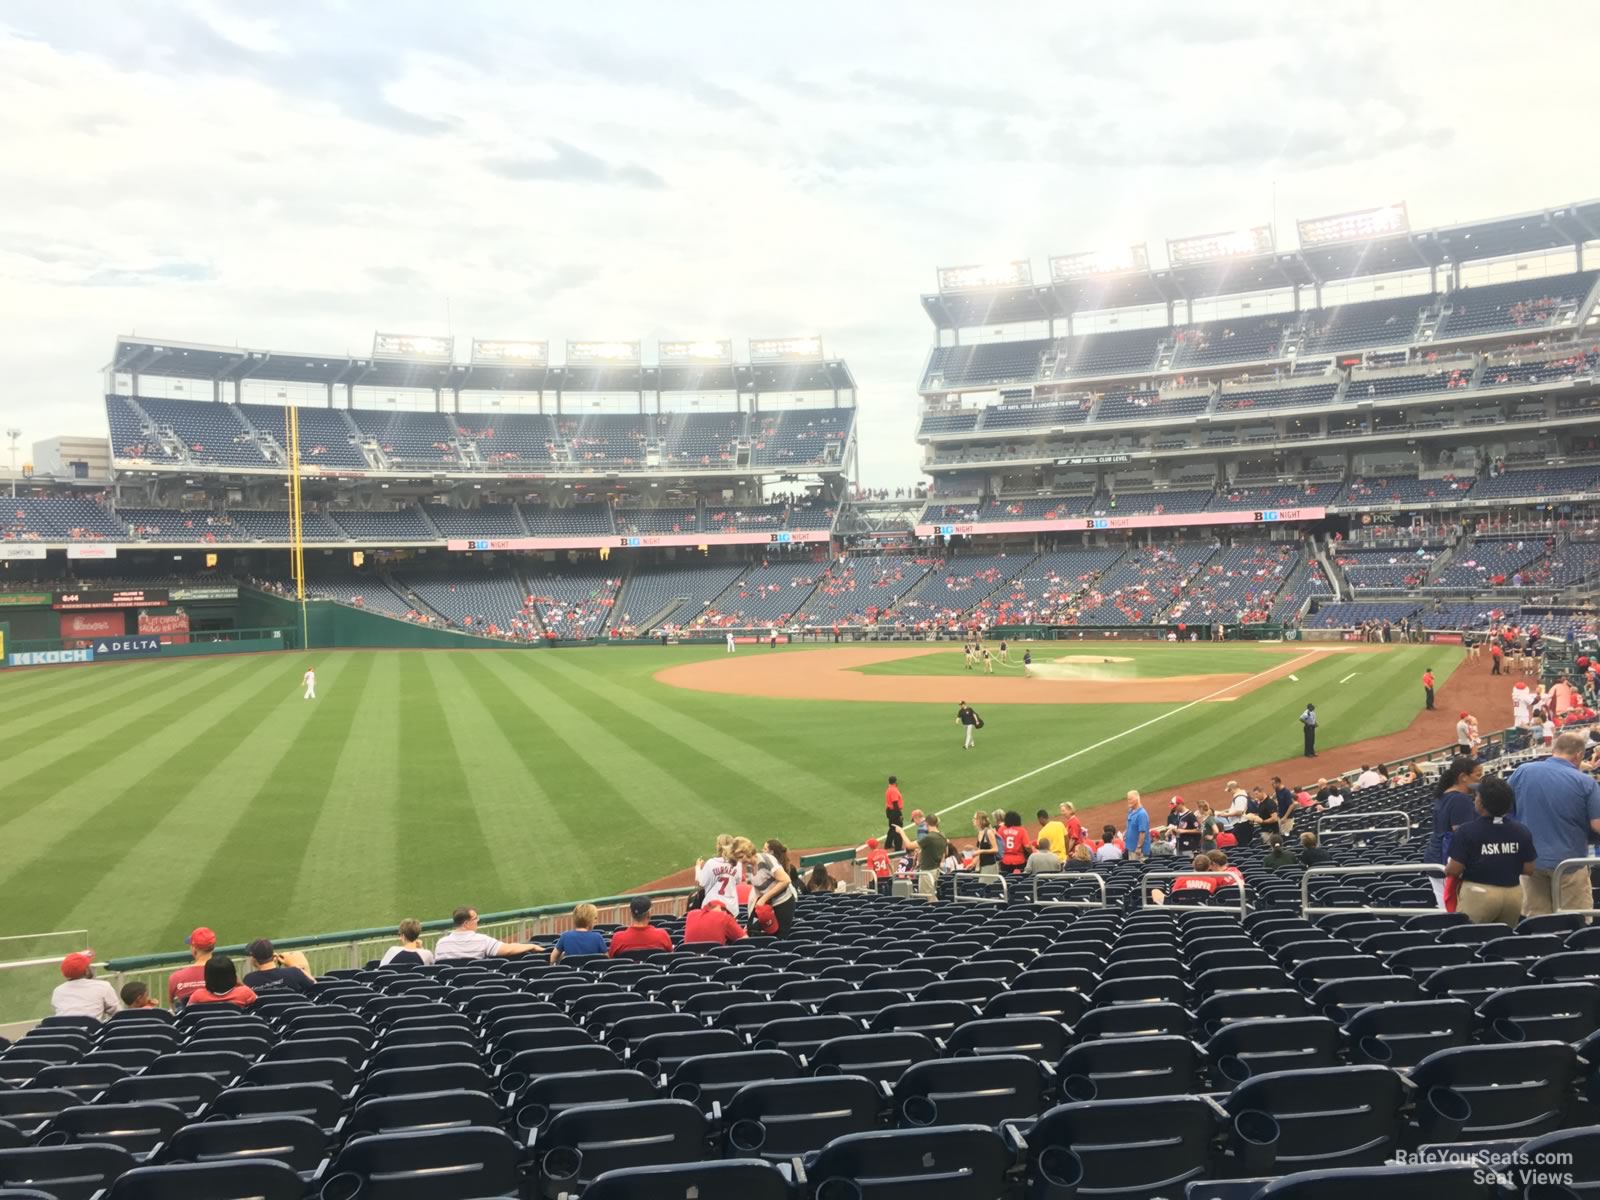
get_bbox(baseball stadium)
[6,14,1600,1199]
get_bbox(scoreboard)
[52,589,169,610]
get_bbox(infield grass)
[0,641,1459,973]
[853,642,1301,679]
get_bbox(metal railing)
[1317,810,1413,842]
[1025,873,1109,908]
[1299,863,1446,917]
[953,873,1010,905]
[1550,856,1600,917]
[1139,871,1248,915]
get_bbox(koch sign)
[10,648,94,667]
[92,636,163,659]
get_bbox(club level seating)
[327,509,435,542]
[1340,476,1475,506]
[1170,315,1290,369]
[1475,465,1600,501]
[1481,348,1600,390]
[1090,488,1215,516]
[1217,381,1340,413]
[1097,387,1212,422]
[786,504,836,531]
[0,498,141,543]
[348,411,461,466]
[236,405,369,471]
[704,505,786,534]
[687,559,826,629]
[917,411,980,436]
[1055,326,1166,377]
[1429,537,1551,590]
[1350,368,1466,400]
[796,556,932,626]
[422,505,527,540]
[115,510,252,543]
[104,397,180,462]
[616,508,699,535]
[981,398,1093,431]
[750,411,851,468]
[1303,294,1434,353]
[521,505,616,537]
[133,397,271,468]
[614,564,746,632]
[978,496,1094,522]
[454,413,559,467]
[223,511,346,542]
[1210,483,1342,511]
[1306,600,1422,627]
[921,503,980,523]
[1437,270,1598,339]
[923,339,1051,389]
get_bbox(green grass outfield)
[0,641,1456,959]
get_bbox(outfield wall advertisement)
[60,611,125,648]
[91,636,163,659]
[915,506,1327,538]
[9,648,93,667]
[447,530,832,552]
[139,613,191,644]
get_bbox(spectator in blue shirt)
[1509,732,1600,916]
[1425,757,1482,903]
[1447,775,1534,926]
[1124,790,1151,861]
[550,903,608,964]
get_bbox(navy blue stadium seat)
[1410,1041,1577,1139]
[893,1054,1049,1126]
[1223,1066,1407,1170]
[807,1125,1015,1199]
[722,1076,882,1162]
[0,1144,136,1200]
[101,1159,305,1200]
[1027,1096,1218,1199]
[532,1099,706,1195]
[1058,1035,1202,1101]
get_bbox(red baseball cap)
[187,927,217,950]
[61,952,92,980]
[1460,711,1469,719]
[865,838,879,849]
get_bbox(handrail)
[1317,810,1413,842]
[105,887,697,972]
[1299,863,1445,917]
[1550,856,1600,917]
[953,872,1010,905]
[1138,870,1248,915]
[1026,872,1109,908]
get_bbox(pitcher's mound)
[1053,656,1133,665]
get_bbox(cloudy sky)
[0,2,1588,485]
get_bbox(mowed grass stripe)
[519,653,815,832]
[0,658,227,756]
[533,650,848,813]
[395,655,505,908]
[441,657,606,902]
[0,661,139,719]
[0,657,263,843]
[420,655,560,915]
[51,662,340,951]
[278,655,404,935]
[0,657,298,933]
[167,655,377,940]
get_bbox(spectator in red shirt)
[684,899,748,946]
[1058,802,1084,855]
[187,956,257,1008]
[166,926,217,1009]
[997,811,1032,873]
[864,837,892,880]
[608,896,674,956]
[1155,854,1223,903]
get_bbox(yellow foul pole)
[286,405,308,650]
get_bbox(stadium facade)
[2,198,1599,644]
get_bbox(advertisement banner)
[53,589,169,610]
[10,648,93,667]
[91,636,162,659]
[0,592,52,607]
[0,545,46,560]
[65,545,118,560]
[60,611,125,649]
[915,507,1327,538]
[168,586,238,601]
[1428,632,1465,644]
[138,612,191,644]
[447,529,831,552]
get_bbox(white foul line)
[929,647,1328,821]
[1339,671,1359,684]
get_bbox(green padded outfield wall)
[237,588,532,651]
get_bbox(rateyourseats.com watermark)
[1395,1147,1575,1187]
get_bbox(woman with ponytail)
[1426,756,1483,906]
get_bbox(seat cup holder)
[319,1171,365,1200]
[816,1178,864,1200]
[542,1145,583,1187]
[1033,1144,1084,1199]
[727,1118,766,1155]
[1420,1085,1471,1143]
[1230,1109,1280,1175]
[901,1094,939,1127]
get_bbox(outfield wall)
[236,588,534,651]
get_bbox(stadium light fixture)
[750,336,824,363]
[937,261,1033,292]
[1049,245,1151,281]
[372,332,454,360]
[566,340,642,365]
[471,339,549,364]
[1167,226,1275,267]
[1296,203,1410,248]
[659,339,734,364]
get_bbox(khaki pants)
[1521,866,1594,917]
[1456,881,1525,926]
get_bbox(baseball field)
[0,639,1484,959]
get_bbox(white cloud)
[0,0,1588,485]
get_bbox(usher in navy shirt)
[1449,815,1535,887]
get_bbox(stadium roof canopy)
[920,198,1600,329]
[108,337,856,393]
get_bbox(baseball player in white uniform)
[302,668,317,700]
